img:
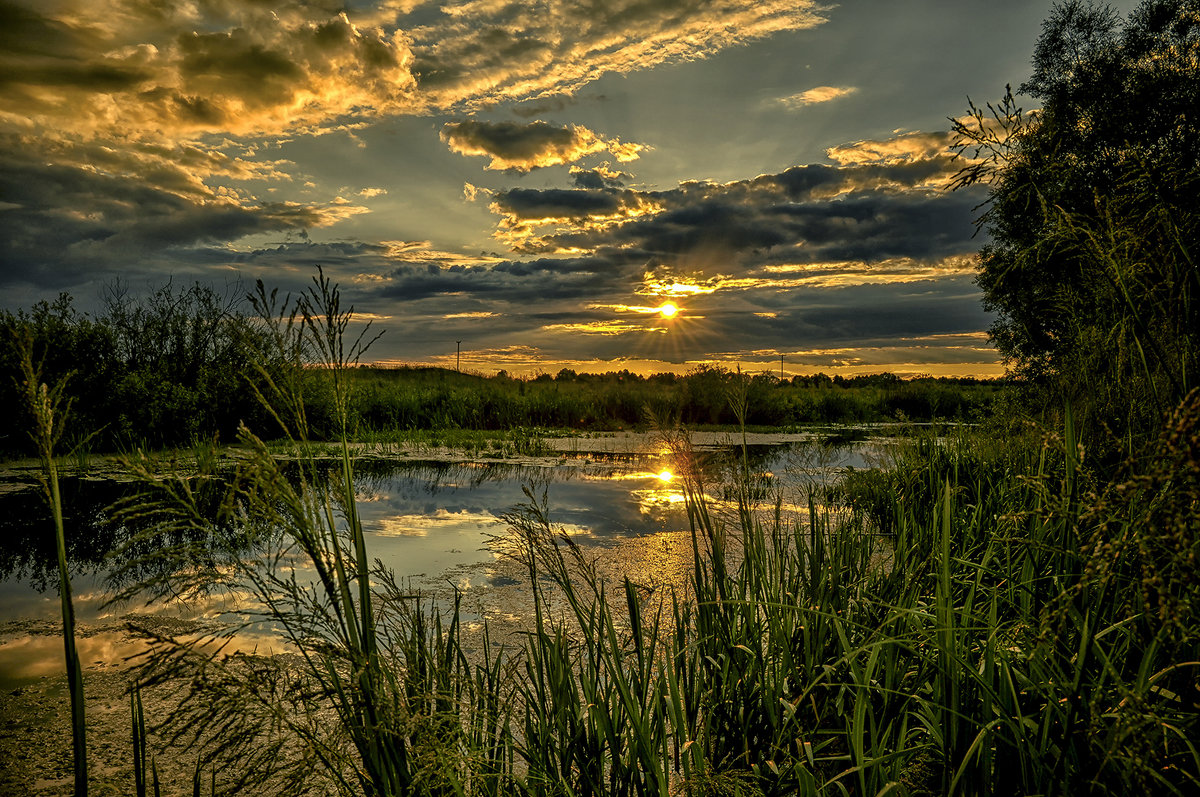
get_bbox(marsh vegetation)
[3,1,1199,794]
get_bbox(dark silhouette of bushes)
[1,283,279,454]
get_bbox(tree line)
[0,283,1000,456]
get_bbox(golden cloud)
[637,274,720,298]
[703,342,1002,378]
[463,182,493,201]
[541,319,665,335]
[729,256,978,289]
[489,189,665,252]
[587,303,678,315]
[412,0,827,112]
[826,130,955,166]
[381,240,506,267]
[441,120,643,171]
[1,4,418,141]
[3,0,827,143]
[1,0,829,268]
[779,85,857,108]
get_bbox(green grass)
[24,271,1195,795]
[114,387,1199,795]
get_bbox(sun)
[657,303,678,318]
[656,470,674,482]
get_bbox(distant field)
[338,365,1004,435]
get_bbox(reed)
[100,274,1197,796]
[116,392,1198,794]
[497,396,1199,795]
[15,331,88,796]
[114,272,519,796]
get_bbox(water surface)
[0,432,890,685]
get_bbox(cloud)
[778,85,857,108]
[45,220,995,375]
[443,311,501,319]
[0,0,826,303]
[826,130,955,165]
[0,3,418,140]
[462,182,494,202]
[441,120,644,171]
[570,164,631,189]
[409,0,827,112]
[510,95,579,118]
[491,187,662,223]
[186,238,648,309]
[1,0,828,146]
[486,129,972,268]
[0,134,365,290]
[540,319,666,336]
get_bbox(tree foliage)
[0,282,281,453]
[954,0,1200,449]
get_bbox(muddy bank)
[0,612,225,797]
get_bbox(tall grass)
[106,277,1198,795]
[114,273,518,795]
[15,331,88,796]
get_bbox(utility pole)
[456,340,462,372]
[780,354,784,381]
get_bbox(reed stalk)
[15,331,87,796]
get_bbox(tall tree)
[954,0,1200,448]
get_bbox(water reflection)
[0,434,891,683]
[0,478,134,590]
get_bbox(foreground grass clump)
[507,399,1199,796]
[119,326,1199,797]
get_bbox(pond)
[0,430,893,687]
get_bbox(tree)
[954,0,1200,447]
[1,280,284,453]
[0,296,119,453]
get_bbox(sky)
[0,0,1143,378]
